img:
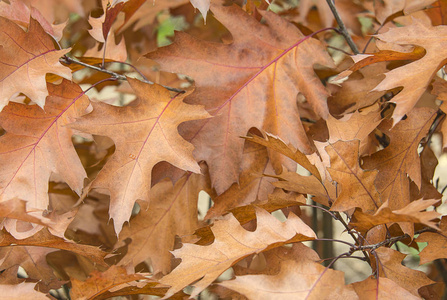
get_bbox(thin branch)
[357,227,437,252]
[314,238,356,248]
[326,0,360,54]
[61,55,185,93]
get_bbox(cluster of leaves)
[2,0,447,298]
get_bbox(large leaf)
[160,208,316,298]
[116,172,210,274]
[362,107,437,210]
[0,17,71,111]
[0,80,88,209]
[370,19,447,122]
[326,140,381,213]
[70,79,210,233]
[147,3,335,194]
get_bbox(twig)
[61,55,185,93]
[326,0,360,55]
[355,227,437,252]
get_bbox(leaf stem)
[326,0,359,54]
[61,55,185,93]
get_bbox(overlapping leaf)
[370,19,447,122]
[147,3,335,194]
[0,17,71,110]
[220,246,357,300]
[116,172,210,274]
[70,79,210,233]
[160,208,316,298]
[362,107,437,210]
[0,80,88,209]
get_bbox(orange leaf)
[369,19,447,122]
[220,243,357,299]
[326,140,381,213]
[0,17,71,111]
[350,199,440,233]
[147,4,335,194]
[69,79,210,233]
[416,216,447,264]
[0,80,89,209]
[351,276,420,300]
[362,107,437,210]
[70,265,162,300]
[374,247,434,296]
[160,208,316,298]
[116,172,210,274]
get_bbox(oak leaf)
[0,228,107,267]
[117,0,189,32]
[326,140,381,213]
[116,172,210,274]
[371,0,436,24]
[0,17,71,111]
[362,107,437,210]
[205,138,276,219]
[0,244,64,292]
[370,19,447,122]
[160,208,316,298]
[0,0,66,41]
[69,79,210,233]
[416,216,447,264]
[327,110,382,143]
[350,199,440,233]
[0,282,51,300]
[351,276,420,300]
[70,265,161,300]
[220,243,357,300]
[374,247,434,296]
[0,80,88,210]
[147,3,335,194]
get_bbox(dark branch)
[61,55,185,93]
[326,0,360,55]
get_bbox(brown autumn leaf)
[369,0,437,24]
[84,31,128,62]
[0,17,71,111]
[326,139,381,213]
[219,243,357,300]
[88,0,125,43]
[160,208,316,298]
[0,244,65,292]
[243,133,321,180]
[350,199,440,233]
[117,0,190,32]
[327,109,382,143]
[368,19,447,123]
[70,265,158,300]
[0,198,51,228]
[362,107,437,210]
[271,169,332,207]
[416,216,447,265]
[0,282,53,300]
[0,228,107,267]
[147,3,335,194]
[338,46,426,79]
[328,64,387,115]
[205,138,276,219]
[0,0,66,41]
[116,171,210,274]
[374,247,434,296]
[351,276,420,300]
[0,79,88,210]
[69,78,210,233]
